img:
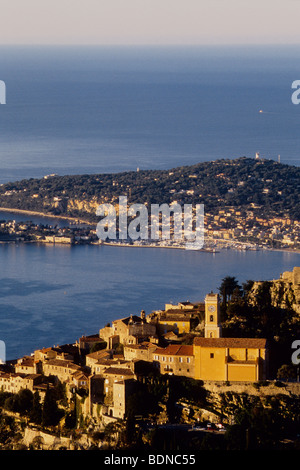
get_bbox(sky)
[0,0,299,45]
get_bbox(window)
[179,357,183,363]
[210,353,214,358]
[210,315,214,322]
[187,357,190,363]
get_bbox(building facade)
[194,292,267,381]
[193,337,267,382]
[153,344,194,378]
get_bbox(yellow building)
[194,292,268,381]
[193,337,267,382]
[204,293,222,338]
[156,312,192,335]
[147,301,204,336]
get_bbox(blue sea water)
[0,243,299,360]
[0,45,299,184]
[0,45,299,359]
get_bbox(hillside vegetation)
[0,157,299,222]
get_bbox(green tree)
[124,411,136,446]
[218,276,241,310]
[42,386,62,427]
[17,389,33,415]
[30,391,42,425]
[277,364,297,381]
[0,411,17,447]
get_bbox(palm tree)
[218,276,240,306]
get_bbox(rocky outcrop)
[280,267,300,313]
[67,197,100,215]
[247,267,300,314]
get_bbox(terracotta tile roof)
[154,344,194,356]
[72,370,89,380]
[103,367,134,376]
[161,314,192,322]
[45,359,81,369]
[193,337,267,349]
[113,315,142,326]
[79,335,102,342]
[97,359,128,366]
[86,350,111,359]
[124,342,157,350]
[18,357,35,365]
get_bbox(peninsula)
[0,157,299,251]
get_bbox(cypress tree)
[30,391,42,425]
[42,386,61,427]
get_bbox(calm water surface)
[0,46,299,359]
[0,45,299,184]
[0,242,299,359]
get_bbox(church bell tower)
[204,292,222,338]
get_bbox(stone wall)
[22,428,71,450]
[202,380,300,396]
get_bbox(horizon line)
[0,42,300,48]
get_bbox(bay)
[0,241,299,360]
[0,45,299,360]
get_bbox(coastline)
[0,207,95,226]
[102,241,217,252]
[0,206,299,254]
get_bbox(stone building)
[123,342,158,362]
[153,344,194,378]
[147,301,204,335]
[0,372,43,394]
[111,379,135,419]
[99,312,157,347]
[15,356,42,375]
[102,367,136,413]
[42,359,82,384]
[150,292,268,382]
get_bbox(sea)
[0,44,299,360]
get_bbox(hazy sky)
[0,0,299,45]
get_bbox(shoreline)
[102,241,218,252]
[0,207,95,226]
[0,206,299,254]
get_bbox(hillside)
[0,157,299,223]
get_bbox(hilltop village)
[1,269,300,449]
[0,292,269,424]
